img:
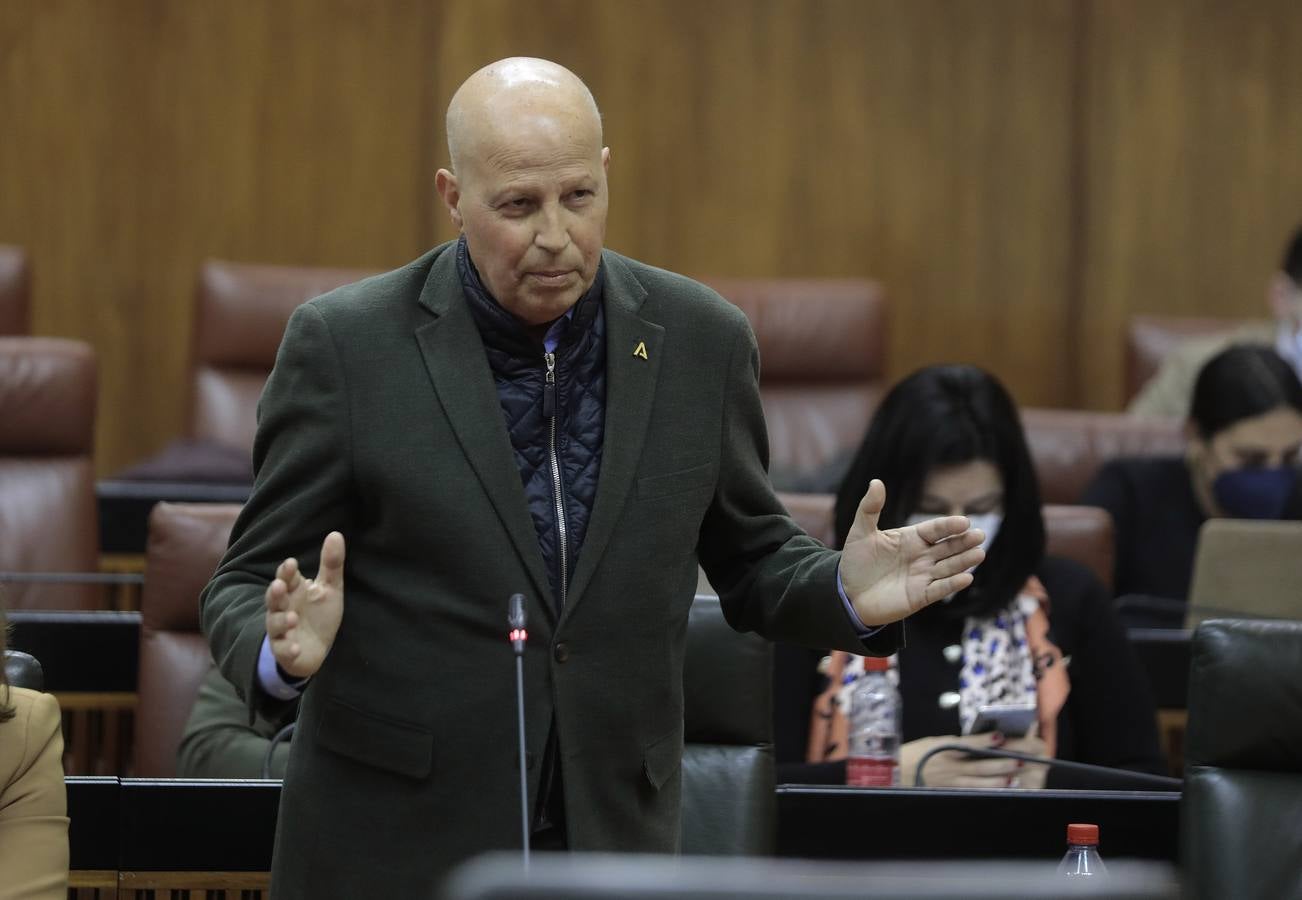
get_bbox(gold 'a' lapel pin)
[632,341,649,360]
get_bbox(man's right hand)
[265,531,346,680]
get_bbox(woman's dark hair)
[1189,345,1302,441]
[833,364,1044,618]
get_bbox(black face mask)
[1212,466,1299,519]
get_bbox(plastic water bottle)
[845,656,900,787]
[1057,823,1109,878]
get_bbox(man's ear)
[435,169,463,231]
[601,146,611,175]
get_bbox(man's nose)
[533,205,570,253]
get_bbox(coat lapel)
[413,250,554,618]
[564,253,664,618]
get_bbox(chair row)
[0,243,1233,613]
[0,334,1184,611]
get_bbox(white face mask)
[906,512,1003,567]
[1276,322,1302,376]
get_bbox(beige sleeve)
[0,689,70,899]
[1127,337,1224,418]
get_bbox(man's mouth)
[527,270,575,286]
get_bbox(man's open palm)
[840,480,985,625]
[265,531,346,679]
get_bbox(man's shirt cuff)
[257,635,310,701]
[837,564,885,639]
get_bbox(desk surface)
[8,611,140,692]
[69,778,1180,872]
[776,784,1180,862]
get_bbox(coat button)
[938,691,961,709]
[553,642,570,663]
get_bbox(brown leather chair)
[133,502,241,776]
[699,278,886,492]
[1042,504,1114,593]
[1021,407,1186,505]
[110,260,378,488]
[777,492,1115,590]
[0,245,31,335]
[0,337,100,609]
[190,260,378,453]
[776,491,839,547]
[1126,314,1248,401]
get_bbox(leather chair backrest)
[0,245,31,335]
[0,337,100,609]
[1021,408,1186,504]
[1181,619,1302,900]
[775,491,839,547]
[696,278,886,492]
[1126,315,1246,401]
[186,266,887,493]
[1042,505,1114,592]
[3,649,44,691]
[777,492,1115,590]
[190,260,377,450]
[681,594,775,855]
[133,502,241,777]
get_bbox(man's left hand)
[840,478,986,626]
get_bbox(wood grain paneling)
[1080,0,1302,408]
[429,0,1077,408]
[0,1,436,472]
[3,1,1302,472]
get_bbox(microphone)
[509,592,528,655]
[914,743,1183,790]
[262,723,296,779]
[507,593,530,868]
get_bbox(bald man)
[201,58,984,897]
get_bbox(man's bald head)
[445,57,602,178]
[434,57,611,330]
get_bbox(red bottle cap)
[863,656,891,672]
[1067,823,1099,845]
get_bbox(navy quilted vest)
[457,238,607,612]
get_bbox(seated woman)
[776,364,1166,789]
[1084,344,1302,606]
[0,608,69,898]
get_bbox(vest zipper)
[544,351,568,610]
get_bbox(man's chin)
[513,292,582,327]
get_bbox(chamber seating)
[133,502,242,776]
[0,244,31,335]
[0,337,101,610]
[700,278,887,492]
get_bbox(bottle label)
[846,756,897,787]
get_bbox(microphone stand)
[508,593,530,870]
[914,744,1183,790]
[262,723,296,779]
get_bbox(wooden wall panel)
[0,0,437,472]
[429,0,1077,408]
[1080,0,1302,409]
[4,1,1302,473]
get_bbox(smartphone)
[971,703,1037,738]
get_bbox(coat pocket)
[315,695,434,780]
[637,463,714,500]
[642,727,683,791]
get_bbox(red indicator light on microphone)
[509,629,528,643]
